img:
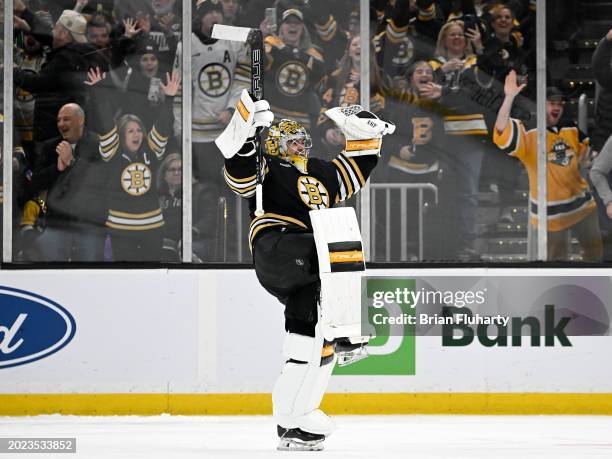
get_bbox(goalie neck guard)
[265,119,312,173]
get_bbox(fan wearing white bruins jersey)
[172,0,249,147]
[86,68,181,261]
[216,89,394,451]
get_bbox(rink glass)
[2,2,607,265]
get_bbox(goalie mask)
[265,119,312,172]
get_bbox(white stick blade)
[211,24,251,42]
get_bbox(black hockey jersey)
[98,93,173,232]
[264,35,326,129]
[224,145,377,250]
[385,92,448,175]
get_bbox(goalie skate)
[277,426,325,451]
[335,340,369,367]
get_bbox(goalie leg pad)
[272,329,337,437]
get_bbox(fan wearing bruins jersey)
[264,8,326,130]
[172,0,250,157]
[216,90,394,450]
[86,68,181,261]
[382,61,447,260]
[494,71,602,261]
[373,0,442,90]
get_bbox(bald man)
[26,103,109,261]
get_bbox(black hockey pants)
[252,229,320,337]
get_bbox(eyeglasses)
[166,167,182,173]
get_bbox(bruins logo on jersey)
[121,162,152,196]
[412,117,433,145]
[391,37,414,69]
[276,61,307,96]
[198,63,231,97]
[548,140,574,167]
[297,176,329,210]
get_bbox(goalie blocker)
[215,89,274,159]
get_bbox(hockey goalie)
[216,89,395,451]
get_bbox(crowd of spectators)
[5,0,606,263]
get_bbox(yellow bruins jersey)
[224,143,378,251]
[494,119,595,231]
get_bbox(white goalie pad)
[215,89,274,159]
[310,207,367,341]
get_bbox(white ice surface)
[1,415,612,458]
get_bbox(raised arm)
[495,70,526,135]
[326,105,395,202]
[217,90,274,198]
[148,71,181,160]
[84,67,119,161]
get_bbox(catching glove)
[325,105,395,157]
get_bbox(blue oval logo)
[0,286,76,369]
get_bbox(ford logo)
[0,286,76,369]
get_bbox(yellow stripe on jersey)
[444,114,488,136]
[248,213,308,251]
[333,153,366,202]
[386,19,408,43]
[106,208,164,231]
[251,212,307,229]
[99,127,119,162]
[226,181,256,197]
[347,156,366,187]
[444,114,484,121]
[109,209,163,219]
[316,15,337,42]
[418,4,436,21]
[223,168,257,197]
[148,126,168,158]
[333,157,354,199]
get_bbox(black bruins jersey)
[264,36,326,129]
[386,93,448,175]
[224,145,377,250]
[98,95,173,232]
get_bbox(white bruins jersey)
[173,33,250,143]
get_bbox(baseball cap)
[281,8,303,23]
[57,10,87,44]
[195,0,223,16]
[546,86,566,102]
[139,38,160,56]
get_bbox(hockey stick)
[212,24,265,217]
